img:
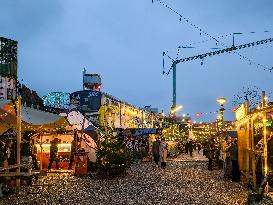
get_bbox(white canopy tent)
[0,99,68,133]
[66,110,97,162]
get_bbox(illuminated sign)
[70,90,101,113]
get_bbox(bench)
[0,163,32,172]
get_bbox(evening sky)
[0,0,273,122]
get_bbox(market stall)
[235,92,273,193]
[34,133,74,170]
[0,99,70,170]
[118,128,162,161]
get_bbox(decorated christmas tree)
[96,128,133,178]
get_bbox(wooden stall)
[34,133,74,170]
[236,92,273,192]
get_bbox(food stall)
[34,133,74,170]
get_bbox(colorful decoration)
[42,92,70,110]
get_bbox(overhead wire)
[165,37,273,75]
[152,0,272,72]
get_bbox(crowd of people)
[154,135,240,182]
[184,139,202,156]
[202,136,240,182]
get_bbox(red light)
[196,112,201,117]
[94,84,102,90]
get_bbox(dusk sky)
[1,0,273,122]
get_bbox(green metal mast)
[172,62,176,110]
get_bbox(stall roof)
[22,106,65,125]
[0,99,69,133]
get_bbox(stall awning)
[22,106,65,125]
[0,99,69,134]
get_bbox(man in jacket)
[48,138,59,170]
[229,139,240,182]
[152,137,160,165]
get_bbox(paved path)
[170,150,208,162]
[1,158,272,205]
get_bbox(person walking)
[221,137,229,178]
[48,138,59,170]
[207,145,213,170]
[159,138,168,169]
[185,141,189,154]
[229,139,240,182]
[188,139,193,157]
[197,142,202,154]
[152,137,160,165]
[206,139,215,171]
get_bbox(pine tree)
[96,128,133,178]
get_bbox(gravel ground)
[0,160,272,205]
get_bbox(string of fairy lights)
[0,101,68,136]
[152,0,273,73]
[151,0,220,42]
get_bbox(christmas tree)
[96,128,133,178]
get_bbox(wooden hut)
[235,92,273,192]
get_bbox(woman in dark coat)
[229,140,240,182]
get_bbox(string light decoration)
[232,86,261,108]
[162,123,181,141]
[0,99,69,135]
[152,0,273,72]
[151,0,220,42]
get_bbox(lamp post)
[216,97,227,134]
[170,105,183,117]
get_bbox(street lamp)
[170,105,183,115]
[217,97,227,107]
[216,97,227,133]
